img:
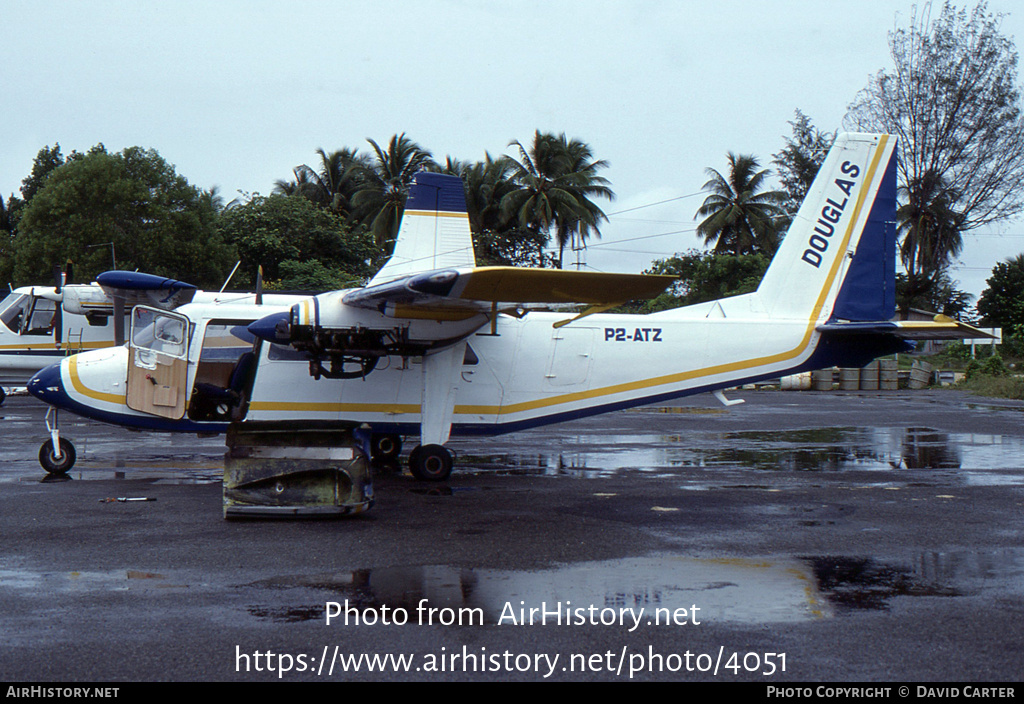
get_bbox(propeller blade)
[256,265,263,305]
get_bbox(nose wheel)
[39,407,76,474]
[408,444,453,482]
[40,437,76,474]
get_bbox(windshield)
[0,294,27,332]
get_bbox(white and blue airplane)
[0,270,296,406]
[0,271,204,405]
[27,133,987,479]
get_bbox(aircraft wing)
[817,315,994,340]
[342,266,676,319]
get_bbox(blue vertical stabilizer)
[829,147,898,322]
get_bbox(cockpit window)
[0,294,55,335]
[0,294,27,333]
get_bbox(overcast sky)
[3,0,1023,298]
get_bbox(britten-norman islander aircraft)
[0,270,297,405]
[27,133,988,480]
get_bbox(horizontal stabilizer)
[818,315,994,340]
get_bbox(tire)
[371,433,403,461]
[0,386,6,406]
[39,438,76,474]
[409,444,453,482]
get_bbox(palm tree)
[500,131,613,268]
[695,153,786,255]
[350,134,437,256]
[897,169,965,283]
[275,148,368,217]
[444,154,518,235]
[552,136,613,268]
[895,170,965,314]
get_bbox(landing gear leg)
[40,407,76,474]
[408,444,453,482]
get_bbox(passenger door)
[126,306,190,419]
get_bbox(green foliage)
[772,110,835,216]
[965,352,1009,379]
[940,340,973,362]
[846,1,1024,303]
[977,254,1024,329]
[473,226,550,268]
[217,193,375,290]
[13,145,234,288]
[634,249,770,312]
[998,325,1024,359]
[271,260,364,292]
[501,131,614,268]
[695,153,786,255]
[958,372,1024,399]
[895,271,973,318]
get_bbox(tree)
[501,131,614,268]
[13,145,235,288]
[645,249,770,309]
[440,154,545,267]
[275,147,368,217]
[772,110,835,216]
[976,254,1024,329]
[694,153,786,255]
[0,195,14,284]
[20,144,68,203]
[217,193,375,290]
[845,1,1024,290]
[350,134,437,259]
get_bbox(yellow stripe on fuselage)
[68,354,127,405]
[0,341,113,352]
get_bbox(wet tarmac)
[1,389,1022,682]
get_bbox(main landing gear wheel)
[39,437,76,474]
[370,433,403,461]
[0,386,6,406]
[408,444,453,482]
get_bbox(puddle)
[0,568,181,593]
[245,549,1024,625]
[456,427,1024,486]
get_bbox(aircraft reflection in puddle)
[456,426,1024,486]
[245,549,1024,625]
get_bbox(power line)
[605,191,703,217]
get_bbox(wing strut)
[420,341,467,446]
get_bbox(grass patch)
[956,374,1024,400]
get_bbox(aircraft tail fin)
[367,172,476,287]
[756,133,898,323]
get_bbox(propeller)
[255,265,263,305]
